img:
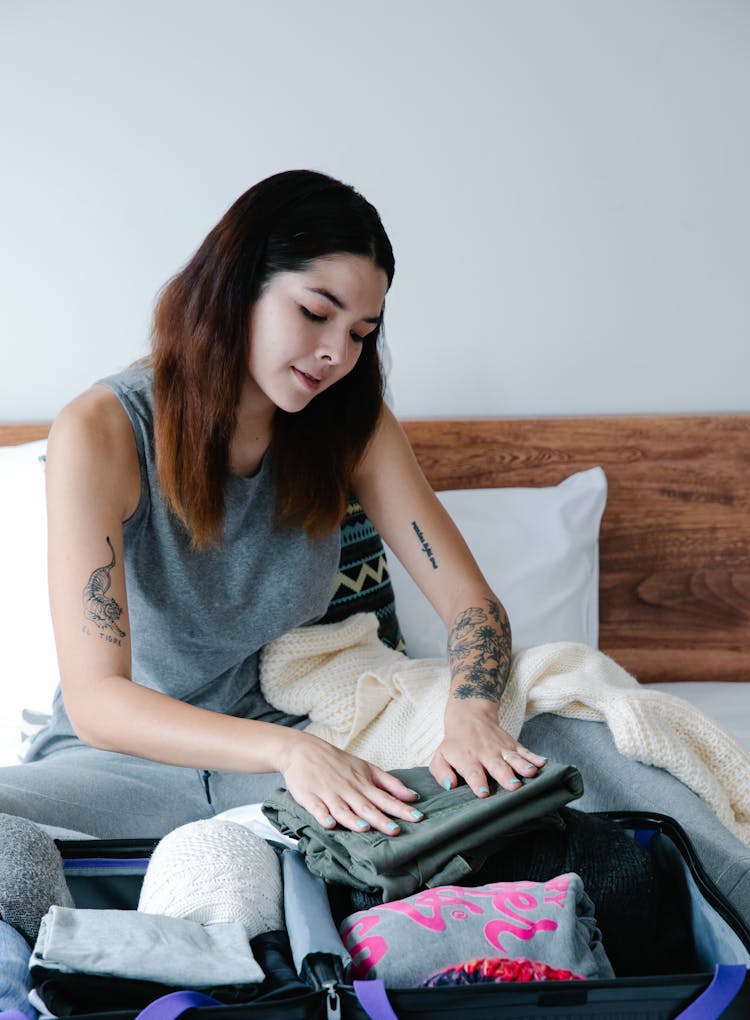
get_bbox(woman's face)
[244,253,388,416]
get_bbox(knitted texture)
[259,613,750,846]
[137,819,283,939]
[0,814,74,946]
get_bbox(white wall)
[1,0,748,421]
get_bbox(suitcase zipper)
[323,980,341,1020]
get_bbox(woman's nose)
[317,328,350,364]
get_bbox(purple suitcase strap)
[0,990,221,1020]
[677,964,747,1019]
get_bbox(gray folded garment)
[263,762,583,901]
[30,906,264,988]
[339,872,615,985]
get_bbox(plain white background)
[1,0,748,421]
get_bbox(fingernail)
[539,756,549,763]
[443,778,452,791]
[324,815,335,826]
[406,788,420,799]
[524,764,535,771]
[410,809,424,820]
[478,785,489,795]
[387,821,400,832]
[509,778,522,786]
[356,819,369,829]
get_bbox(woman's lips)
[292,366,322,391]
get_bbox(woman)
[0,170,545,839]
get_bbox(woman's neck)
[229,398,274,478]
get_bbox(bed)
[400,414,750,753]
[1,414,748,762]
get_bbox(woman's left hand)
[430,701,547,795]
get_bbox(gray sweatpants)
[0,744,283,839]
[1,717,748,926]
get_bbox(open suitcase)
[12,811,749,1020]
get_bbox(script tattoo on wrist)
[447,597,512,702]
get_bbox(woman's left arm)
[353,407,547,796]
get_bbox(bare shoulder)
[47,385,141,520]
[370,403,404,442]
[50,384,131,446]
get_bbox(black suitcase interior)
[54,812,750,1020]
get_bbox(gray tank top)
[28,362,340,759]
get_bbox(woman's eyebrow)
[305,287,381,324]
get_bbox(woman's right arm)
[46,385,288,772]
[46,387,418,833]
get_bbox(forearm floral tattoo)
[447,597,512,702]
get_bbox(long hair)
[151,170,395,549]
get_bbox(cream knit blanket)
[260,613,750,847]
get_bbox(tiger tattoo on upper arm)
[82,536,127,639]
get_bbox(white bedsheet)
[0,723,23,767]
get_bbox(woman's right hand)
[278,730,423,836]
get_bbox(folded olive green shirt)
[262,762,583,900]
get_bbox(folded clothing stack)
[263,762,583,900]
[31,906,264,986]
[339,872,614,987]
[27,817,287,1015]
[326,805,695,979]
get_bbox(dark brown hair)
[151,170,395,549]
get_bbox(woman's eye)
[351,327,378,343]
[301,307,327,323]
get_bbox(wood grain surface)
[0,423,49,444]
[403,415,750,684]
[3,415,749,684]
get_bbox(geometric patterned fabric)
[320,499,405,651]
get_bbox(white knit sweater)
[260,612,750,847]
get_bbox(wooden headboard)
[3,415,749,685]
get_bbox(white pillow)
[384,467,607,659]
[0,439,58,762]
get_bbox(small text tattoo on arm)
[411,521,438,569]
[448,598,512,703]
[82,536,127,642]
